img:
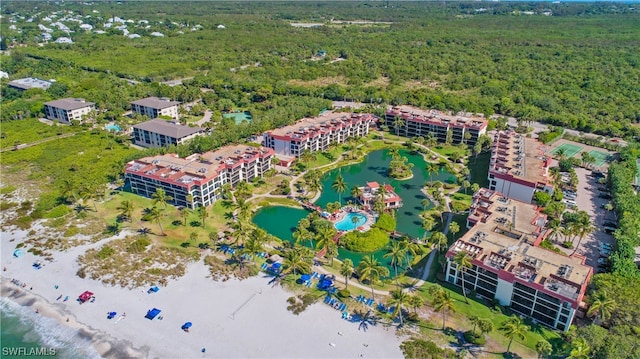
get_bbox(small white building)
[44,98,95,124]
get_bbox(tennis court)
[587,150,612,167]
[550,143,584,158]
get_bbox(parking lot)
[555,167,615,271]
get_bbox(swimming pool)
[334,212,367,231]
[106,124,121,132]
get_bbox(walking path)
[0,132,78,153]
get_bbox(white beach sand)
[1,227,404,358]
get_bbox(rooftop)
[387,105,488,130]
[489,130,550,185]
[8,77,53,90]
[267,111,376,138]
[44,98,95,111]
[449,188,592,303]
[131,96,181,109]
[126,145,274,186]
[133,119,202,139]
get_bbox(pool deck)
[331,207,377,232]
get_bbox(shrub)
[463,330,486,345]
[340,228,390,252]
[450,200,470,213]
[0,185,16,195]
[95,246,115,259]
[127,237,151,253]
[64,225,80,237]
[539,240,564,254]
[338,289,351,298]
[562,241,574,249]
[374,213,396,232]
[43,204,70,219]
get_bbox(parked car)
[603,221,618,228]
[603,226,616,234]
[592,170,606,178]
[598,193,612,199]
[598,257,609,265]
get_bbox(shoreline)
[1,227,405,359]
[1,279,147,358]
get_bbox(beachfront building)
[445,188,592,331]
[8,77,53,91]
[132,119,203,148]
[384,105,488,145]
[125,145,275,208]
[44,98,96,124]
[131,97,180,120]
[262,111,376,159]
[357,182,403,210]
[488,130,554,203]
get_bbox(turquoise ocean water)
[0,298,100,358]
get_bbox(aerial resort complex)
[2,2,639,359]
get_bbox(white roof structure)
[54,37,73,44]
[150,32,164,37]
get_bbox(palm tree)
[340,259,354,288]
[408,295,424,314]
[350,185,363,203]
[357,255,390,300]
[432,288,455,330]
[384,241,408,284]
[500,316,530,355]
[536,340,553,359]
[571,222,593,256]
[478,318,494,336]
[315,224,337,255]
[567,338,591,359]
[180,207,192,226]
[430,231,448,252]
[448,221,460,239]
[393,116,405,136]
[230,220,250,245]
[332,174,348,205]
[116,200,134,222]
[421,217,435,240]
[461,180,471,194]
[421,198,431,211]
[555,148,566,160]
[373,198,386,215]
[147,206,166,236]
[351,214,360,230]
[299,149,316,170]
[388,289,410,325]
[453,251,473,304]
[471,183,480,194]
[469,315,481,335]
[586,290,616,324]
[152,188,173,210]
[198,206,208,229]
[427,162,439,183]
[355,309,379,332]
[282,247,312,276]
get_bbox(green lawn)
[431,144,469,159]
[469,151,491,188]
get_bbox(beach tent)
[145,308,161,320]
[13,249,23,258]
[147,286,159,294]
[107,312,117,319]
[78,291,94,303]
[181,322,192,332]
[300,274,311,282]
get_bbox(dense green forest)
[2,1,640,139]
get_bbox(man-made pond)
[316,149,455,238]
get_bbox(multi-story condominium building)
[357,182,403,210]
[43,98,95,124]
[263,111,377,158]
[488,130,554,203]
[132,119,203,148]
[131,97,180,120]
[8,77,53,91]
[445,188,592,331]
[125,145,275,208]
[384,105,488,145]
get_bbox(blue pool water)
[334,213,367,231]
[105,124,121,132]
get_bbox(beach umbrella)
[300,274,311,281]
[13,249,23,258]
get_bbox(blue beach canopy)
[300,274,311,281]
[183,322,192,328]
[145,308,161,320]
[13,249,23,258]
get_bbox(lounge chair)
[366,298,374,306]
[324,295,331,304]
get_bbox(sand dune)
[1,228,404,359]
